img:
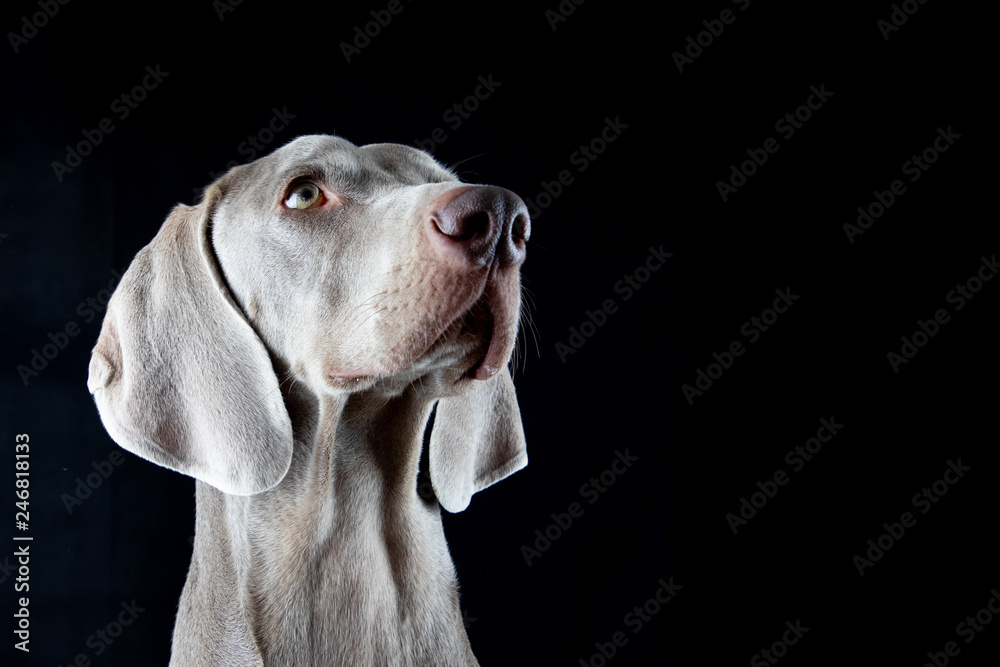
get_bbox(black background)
[1,1,996,665]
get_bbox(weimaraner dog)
[87,135,530,665]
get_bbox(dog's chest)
[237,498,477,665]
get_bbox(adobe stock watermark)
[716,84,834,202]
[339,0,415,63]
[520,449,639,566]
[578,577,682,666]
[544,0,587,31]
[886,253,996,373]
[923,587,1000,667]
[16,267,127,386]
[843,126,961,244]
[877,0,931,41]
[414,74,502,154]
[56,600,145,667]
[555,245,671,363]
[194,106,297,197]
[13,542,31,652]
[682,287,800,405]
[51,65,170,182]
[524,116,629,219]
[726,416,844,534]
[672,0,752,73]
[213,0,243,21]
[852,458,970,576]
[750,619,810,666]
[61,449,126,514]
[7,0,70,54]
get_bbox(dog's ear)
[87,185,294,496]
[429,367,527,512]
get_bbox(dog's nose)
[427,186,530,268]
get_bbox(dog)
[87,134,531,665]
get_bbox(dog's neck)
[178,378,478,665]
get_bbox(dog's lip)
[445,266,525,382]
[472,338,502,379]
[325,273,514,387]
[327,371,372,387]
[460,299,497,380]
[324,300,494,386]
[329,372,369,381]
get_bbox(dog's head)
[88,135,530,511]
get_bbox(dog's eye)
[284,182,322,209]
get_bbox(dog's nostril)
[460,211,491,241]
[436,210,491,241]
[511,214,529,242]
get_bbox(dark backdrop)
[1,1,996,665]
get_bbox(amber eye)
[284,182,322,209]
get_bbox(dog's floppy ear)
[87,185,294,496]
[429,367,527,512]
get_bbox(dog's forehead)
[259,135,457,190]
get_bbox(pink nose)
[426,186,530,268]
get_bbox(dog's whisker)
[443,153,486,174]
[358,290,390,307]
